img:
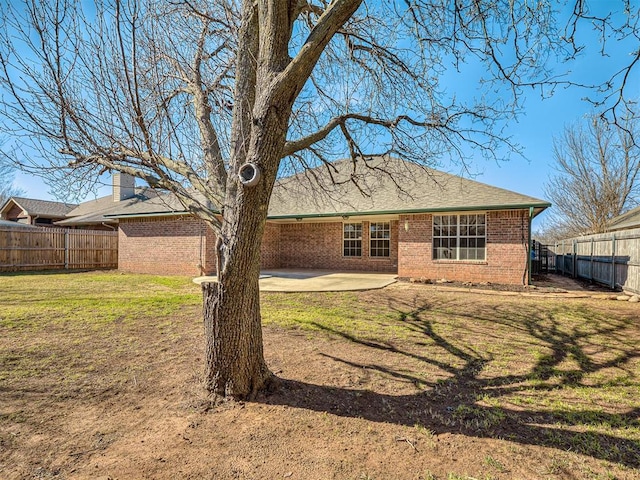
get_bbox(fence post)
[590,238,594,281]
[573,240,577,279]
[611,234,616,290]
[64,229,69,270]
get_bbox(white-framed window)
[370,222,390,257]
[343,222,362,257]
[433,214,486,261]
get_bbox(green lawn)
[1,270,639,479]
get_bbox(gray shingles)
[608,205,640,231]
[268,157,549,217]
[105,157,550,220]
[56,188,157,226]
[7,197,78,218]
[0,219,40,228]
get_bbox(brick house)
[107,157,550,285]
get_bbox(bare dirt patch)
[1,274,639,479]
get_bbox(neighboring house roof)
[56,188,157,226]
[0,196,78,219]
[105,156,550,220]
[607,205,640,232]
[1,185,158,228]
[0,219,41,228]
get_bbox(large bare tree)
[544,116,640,237]
[0,0,638,399]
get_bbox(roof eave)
[103,202,551,221]
[267,203,551,221]
[55,220,118,226]
[0,198,15,215]
[104,210,191,219]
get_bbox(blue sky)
[8,1,640,229]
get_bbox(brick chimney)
[113,173,135,202]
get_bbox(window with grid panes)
[433,214,486,260]
[343,222,362,257]
[369,222,390,257]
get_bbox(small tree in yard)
[0,0,638,400]
[544,116,640,237]
[0,159,23,205]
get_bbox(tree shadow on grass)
[259,298,640,468]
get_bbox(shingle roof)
[56,188,158,226]
[103,189,209,218]
[105,157,549,220]
[0,219,41,229]
[2,197,77,218]
[268,157,549,218]
[607,205,640,232]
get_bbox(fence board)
[555,228,640,294]
[0,226,117,272]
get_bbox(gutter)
[105,210,193,219]
[267,203,551,221]
[527,206,533,285]
[105,203,551,222]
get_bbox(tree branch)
[283,113,442,157]
[273,0,363,99]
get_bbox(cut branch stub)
[238,162,261,187]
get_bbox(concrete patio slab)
[193,269,397,292]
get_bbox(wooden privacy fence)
[0,226,118,272]
[555,228,640,294]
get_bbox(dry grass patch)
[1,272,639,479]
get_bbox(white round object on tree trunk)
[238,163,261,187]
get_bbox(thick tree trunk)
[201,168,277,399]
[202,279,272,400]
[201,143,282,399]
[202,106,287,401]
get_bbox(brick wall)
[276,220,398,272]
[261,222,281,269]
[398,210,529,285]
[118,216,284,275]
[118,216,216,276]
[119,211,529,284]
[119,217,398,275]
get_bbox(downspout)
[101,222,117,231]
[198,222,205,276]
[527,206,533,285]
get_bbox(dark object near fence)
[531,240,555,276]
